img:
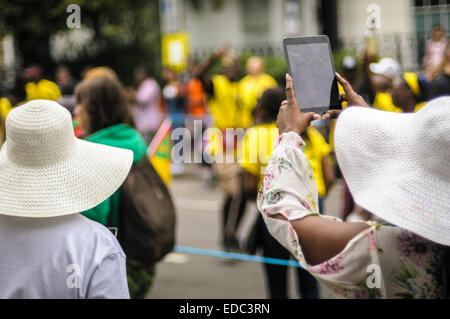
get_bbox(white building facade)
[161,0,450,70]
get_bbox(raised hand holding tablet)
[277,74,321,135]
[283,35,341,114]
[322,73,370,120]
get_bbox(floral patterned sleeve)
[257,132,340,264]
[257,132,446,299]
[257,132,384,297]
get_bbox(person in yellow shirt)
[23,66,61,101]
[196,46,242,131]
[207,73,241,130]
[368,58,403,113]
[195,46,247,252]
[239,89,281,198]
[239,56,277,128]
[0,97,12,116]
[391,72,428,113]
[239,87,319,299]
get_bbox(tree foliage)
[0,0,161,85]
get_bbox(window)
[240,0,269,35]
[415,0,450,7]
[414,0,450,64]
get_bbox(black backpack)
[117,157,176,264]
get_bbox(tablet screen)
[286,42,339,112]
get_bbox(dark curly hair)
[258,86,286,122]
[75,76,135,136]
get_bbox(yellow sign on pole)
[161,32,190,72]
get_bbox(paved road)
[148,164,342,299]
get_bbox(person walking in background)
[162,67,185,175]
[423,24,447,72]
[240,87,319,299]
[162,67,185,131]
[0,99,132,298]
[55,65,77,115]
[130,66,163,145]
[74,76,155,299]
[429,40,450,99]
[196,45,243,131]
[239,56,277,128]
[183,59,212,186]
[56,65,76,96]
[258,73,450,298]
[391,72,428,113]
[195,46,247,252]
[23,65,61,101]
[184,59,208,120]
[366,57,402,112]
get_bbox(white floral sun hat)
[0,100,133,217]
[335,97,450,246]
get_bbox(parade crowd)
[0,24,449,299]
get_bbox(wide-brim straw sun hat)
[0,100,133,217]
[335,97,450,246]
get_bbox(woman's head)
[134,66,149,85]
[254,87,286,123]
[432,24,445,42]
[246,56,265,76]
[74,76,135,136]
[162,68,177,82]
[83,66,118,81]
[222,59,241,82]
[372,74,393,92]
[391,73,426,113]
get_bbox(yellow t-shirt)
[208,75,242,130]
[372,91,424,113]
[338,83,348,109]
[239,122,279,190]
[303,127,331,198]
[239,73,277,128]
[414,102,426,112]
[0,97,12,120]
[0,97,13,142]
[239,124,331,196]
[374,92,425,113]
[25,79,62,101]
[373,92,402,113]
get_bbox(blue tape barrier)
[174,245,302,268]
